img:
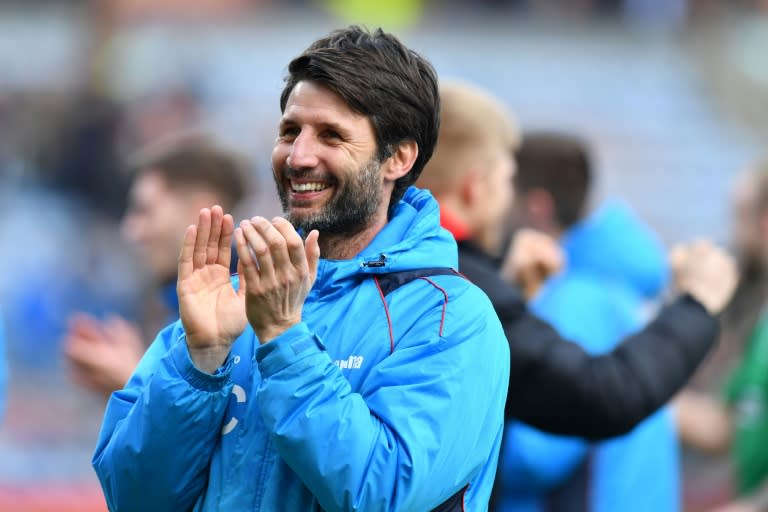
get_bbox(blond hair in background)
[420,80,520,194]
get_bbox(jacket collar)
[310,187,459,296]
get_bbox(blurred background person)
[64,138,250,398]
[417,80,736,509]
[498,132,677,512]
[676,162,768,512]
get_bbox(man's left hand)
[235,217,320,344]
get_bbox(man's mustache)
[273,165,337,183]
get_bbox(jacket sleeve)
[504,294,719,439]
[255,284,509,512]
[92,321,234,512]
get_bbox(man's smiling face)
[271,80,386,235]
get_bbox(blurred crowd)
[1,0,768,510]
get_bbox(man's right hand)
[63,313,146,398]
[178,205,247,373]
[670,240,738,316]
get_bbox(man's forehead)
[281,81,364,122]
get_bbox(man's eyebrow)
[318,120,349,134]
[279,117,349,135]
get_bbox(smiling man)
[92,26,509,511]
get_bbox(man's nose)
[287,131,320,170]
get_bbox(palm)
[178,262,246,346]
[177,207,246,349]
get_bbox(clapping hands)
[177,206,319,373]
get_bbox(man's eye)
[323,130,342,140]
[280,127,299,137]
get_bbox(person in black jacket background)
[416,79,738,438]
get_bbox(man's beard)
[274,157,383,235]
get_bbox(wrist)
[679,288,719,316]
[255,320,300,345]
[187,345,231,374]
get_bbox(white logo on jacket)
[221,384,247,436]
[334,355,364,370]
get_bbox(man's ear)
[382,140,419,182]
[461,167,483,208]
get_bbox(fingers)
[272,217,308,270]
[305,229,320,283]
[239,216,305,278]
[670,239,738,315]
[235,217,318,291]
[670,240,719,273]
[236,258,247,297]
[64,322,108,371]
[181,207,235,280]
[207,206,224,265]
[67,313,103,340]
[64,334,102,365]
[240,218,276,282]
[193,208,212,270]
[502,228,563,290]
[218,213,235,270]
[234,224,261,288]
[178,224,197,281]
[255,217,296,274]
[104,316,145,350]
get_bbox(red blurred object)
[0,483,107,512]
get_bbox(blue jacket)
[93,187,509,512]
[498,201,678,512]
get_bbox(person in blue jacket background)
[92,25,509,512]
[64,139,249,398]
[498,132,679,512]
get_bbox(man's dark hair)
[133,138,249,211]
[514,132,592,229]
[280,25,440,214]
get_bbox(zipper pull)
[362,253,387,268]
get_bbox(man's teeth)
[291,182,329,192]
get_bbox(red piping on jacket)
[373,274,451,353]
[418,277,449,337]
[373,276,396,353]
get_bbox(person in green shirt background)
[676,161,768,512]
[725,309,768,498]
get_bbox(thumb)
[305,230,320,283]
